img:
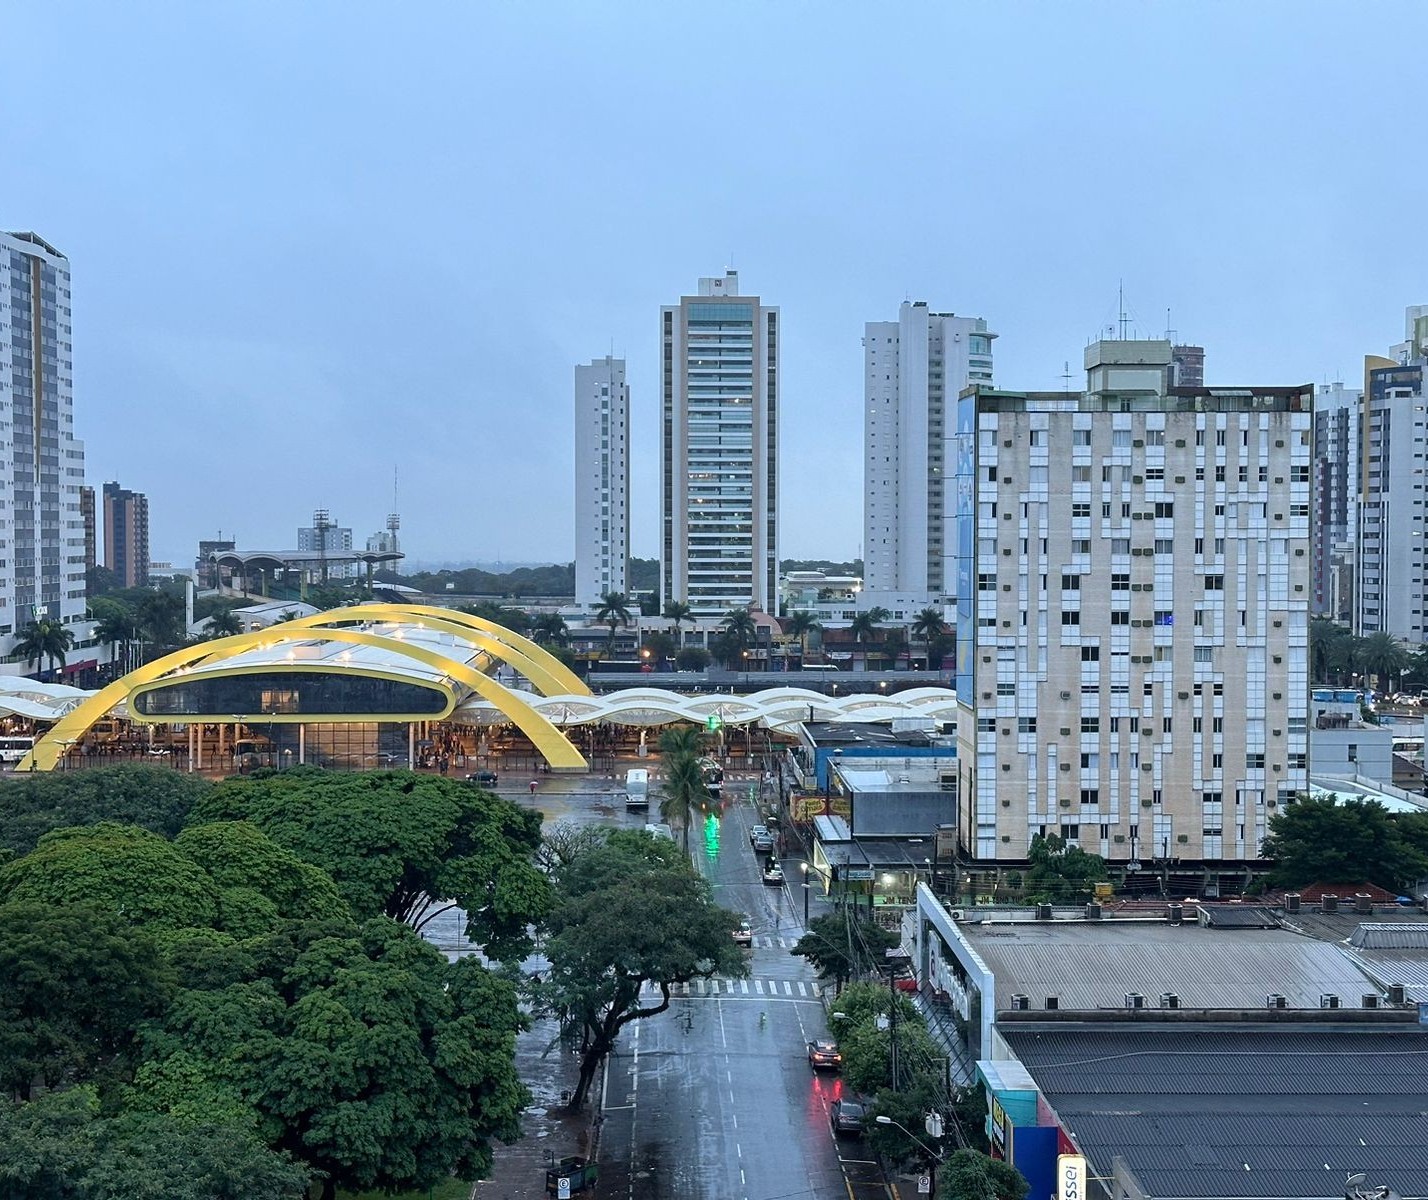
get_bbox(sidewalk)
[474,1015,603,1200]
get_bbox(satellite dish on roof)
[1346,1175,1368,1188]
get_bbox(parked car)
[830,1097,866,1136]
[751,831,775,853]
[807,1037,842,1070]
[467,770,499,785]
[749,824,769,845]
[762,862,785,886]
[733,918,753,947]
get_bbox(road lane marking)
[783,980,793,995]
[717,997,728,1049]
[755,979,765,994]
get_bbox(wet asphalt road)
[428,770,890,1200]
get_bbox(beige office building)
[954,340,1312,872]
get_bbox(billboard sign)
[1058,1154,1087,1200]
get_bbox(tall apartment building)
[297,509,354,580]
[1311,382,1361,622]
[1356,308,1428,640]
[953,340,1311,872]
[661,270,778,617]
[79,484,96,576]
[102,481,150,588]
[0,232,87,636]
[574,356,629,608]
[863,301,994,610]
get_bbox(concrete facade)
[1311,381,1361,621]
[574,355,629,609]
[102,480,150,589]
[864,301,994,607]
[661,270,779,618]
[954,340,1312,865]
[0,231,88,638]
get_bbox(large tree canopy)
[0,902,173,1101]
[0,765,209,859]
[544,830,746,1109]
[0,1087,310,1200]
[1024,834,1108,903]
[1263,794,1428,891]
[136,917,526,1200]
[189,768,551,959]
[791,911,899,990]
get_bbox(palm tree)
[911,607,947,669]
[1359,632,1409,693]
[93,607,142,676]
[1310,618,1353,684]
[659,751,711,856]
[720,607,758,668]
[663,601,694,648]
[848,606,891,645]
[137,591,186,649]
[595,592,632,658]
[659,724,703,759]
[14,618,74,681]
[786,610,823,665]
[532,613,568,646]
[205,607,244,639]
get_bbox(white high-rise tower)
[0,232,87,642]
[575,356,629,609]
[863,301,994,609]
[661,271,779,617]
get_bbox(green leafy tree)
[1263,794,1428,891]
[0,764,209,859]
[786,610,823,661]
[0,1088,312,1200]
[826,980,917,1038]
[939,1149,1029,1200]
[458,600,532,636]
[190,768,551,960]
[13,618,74,680]
[641,630,677,665]
[1024,834,1108,903]
[535,820,610,874]
[1310,618,1354,684]
[840,1013,944,1096]
[137,591,186,649]
[864,1080,951,1169]
[658,724,703,759]
[791,911,898,991]
[676,645,711,671]
[142,919,521,1200]
[0,823,220,932]
[595,591,632,657]
[0,902,174,1100]
[544,831,746,1109]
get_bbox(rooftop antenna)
[1062,360,1073,393]
[1165,307,1176,343]
[1118,280,1130,340]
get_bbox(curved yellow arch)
[20,627,586,772]
[281,604,587,698]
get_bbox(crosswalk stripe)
[783,980,793,996]
[755,979,765,994]
[740,979,749,994]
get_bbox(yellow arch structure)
[280,604,588,698]
[19,625,587,772]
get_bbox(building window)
[1062,610,1081,626]
[1080,788,1099,806]
[1081,717,1099,733]
[1154,502,1175,519]
[1018,717,1037,733]
[1072,503,1091,519]
[1081,645,1100,661]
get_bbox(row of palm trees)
[592,592,952,669]
[1310,619,1428,693]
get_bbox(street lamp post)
[874,1114,944,1195]
[801,861,811,926]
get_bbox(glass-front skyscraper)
[661,270,778,617]
[0,231,87,638]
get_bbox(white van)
[625,767,649,808]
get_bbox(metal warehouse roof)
[1002,1024,1428,1200]
[967,919,1377,1010]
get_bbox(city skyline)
[3,4,1426,567]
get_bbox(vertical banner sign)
[1059,1154,1087,1200]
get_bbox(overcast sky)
[5,2,1425,569]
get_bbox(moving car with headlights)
[762,861,785,886]
[733,917,753,947]
[807,1037,841,1070]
